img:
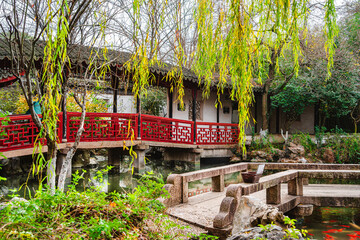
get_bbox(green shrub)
[0,171,213,239]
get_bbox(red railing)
[0,113,239,152]
[196,122,239,145]
[141,114,194,144]
[0,114,63,151]
[67,112,138,142]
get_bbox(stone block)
[288,178,303,196]
[164,174,182,206]
[266,184,281,205]
[212,174,225,192]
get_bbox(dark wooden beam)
[168,88,173,118]
[112,71,119,113]
[192,88,197,143]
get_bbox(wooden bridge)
[164,162,360,238]
[0,112,239,162]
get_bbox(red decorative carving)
[196,122,239,145]
[67,112,138,142]
[0,113,239,152]
[0,114,63,151]
[141,114,193,144]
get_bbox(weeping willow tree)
[125,0,337,150]
[0,0,107,192]
[41,0,108,192]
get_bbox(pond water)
[1,153,360,239]
[296,207,360,240]
[0,153,240,198]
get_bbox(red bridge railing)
[0,113,239,152]
[67,112,138,142]
[141,114,193,144]
[0,114,63,151]
[196,122,239,145]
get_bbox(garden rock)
[232,196,284,234]
[322,148,335,163]
[272,149,286,159]
[228,225,306,240]
[249,151,273,162]
[287,143,305,156]
[230,156,241,163]
[73,150,91,168]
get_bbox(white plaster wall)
[169,89,232,123]
[231,103,256,135]
[288,105,315,134]
[97,94,136,113]
[171,88,194,120]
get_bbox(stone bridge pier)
[108,145,148,172]
[163,148,203,170]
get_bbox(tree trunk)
[57,94,86,192]
[46,140,57,194]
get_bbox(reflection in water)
[0,154,234,197]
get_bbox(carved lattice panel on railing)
[141,115,193,144]
[67,113,137,142]
[0,114,62,151]
[0,117,40,151]
[196,124,239,145]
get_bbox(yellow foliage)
[15,92,108,114]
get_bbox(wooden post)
[168,88,173,118]
[192,88,197,143]
[112,73,119,113]
[216,104,220,142]
[137,95,141,138]
[254,94,258,132]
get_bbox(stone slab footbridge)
[164,162,360,237]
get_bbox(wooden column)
[137,95,141,138]
[276,107,280,134]
[61,68,69,141]
[254,94,258,132]
[112,74,119,113]
[168,88,173,118]
[192,88,197,143]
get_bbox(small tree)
[140,87,166,116]
[271,82,315,131]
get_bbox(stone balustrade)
[164,162,249,206]
[213,168,360,229]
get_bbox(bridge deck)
[166,184,360,229]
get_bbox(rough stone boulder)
[279,157,307,164]
[228,225,306,240]
[287,143,305,156]
[73,150,91,168]
[249,151,273,162]
[322,147,335,163]
[231,196,284,234]
[272,148,286,159]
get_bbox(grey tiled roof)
[0,38,198,83]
